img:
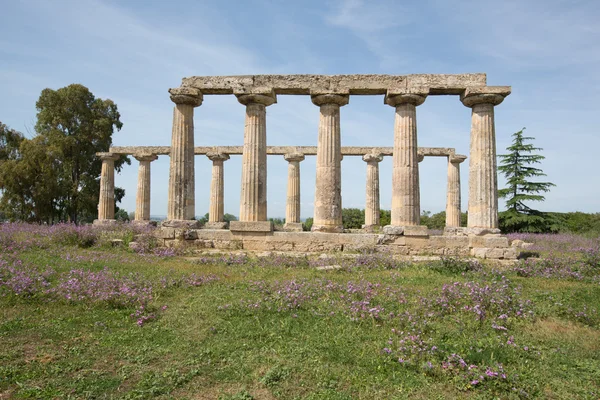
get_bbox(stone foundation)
[157,228,517,260]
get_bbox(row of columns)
[96,149,466,229]
[98,87,504,231]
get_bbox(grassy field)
[1,224,599,399]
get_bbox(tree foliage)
[420,210,468,230]
[342,208,365,229]
[197,212,238,225]
[498,128,555,233]
[0,84,128,223]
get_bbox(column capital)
[206,152,230,162]
[284,153,305,162]
[460,86,511,108]
[417,154,425,163]
[97,152,120,161]
[449,154,467,164]
[133,153,158,162]
[384,91,427,107]
[362,153,383,163]
[236,92,277,106]
[169,87,203,107]
[311,94,349,107]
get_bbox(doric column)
[205,152,230,229]
[461,88,510,230]
[445,155,466,228]
[166,87,203,227]
[283,153,305,232]
[229,92,276,233]
[385,92,427,228]
[94,152,120,224]
[311,94,349,233]
[362,153,383,231]
[134,154,158,223]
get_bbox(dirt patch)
[528,318,600,351]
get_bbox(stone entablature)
[109,146,463,158]
[180,74,489,95]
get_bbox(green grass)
[1,245,599,399]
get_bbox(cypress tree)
[498,128,555,232]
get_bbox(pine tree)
[498,128,555,232]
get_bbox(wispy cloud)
[437,0,600,69]
[325,0,415,68]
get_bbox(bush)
[430,256,482,274]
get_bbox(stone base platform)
[157,228,518,260]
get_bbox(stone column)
[133,154,158,223]
[362,153,383,232]
[283,153,305,232]
[445,155,466,228]
[461,88,509,231]
[94,152,120,225]
[229,93,277,233]
[165,87,203,228]
[384,92,428,236]
[311,94,349,233]
[205,152,230,229]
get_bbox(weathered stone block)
[229,221,273,232]
[197,230,234,240]
[382,225,404,235]
[131,220,158,227]
[464,227,501,236]
[157,227,175,239]
[469,236,509,248]
[242,240,272,251]
[428,236,446,247]
[283,222,303,232]
[471,248,489,258]
[486,248,505,259]
[184,230,198,240]
[510,239,524,248]
[361,224,380,233]
[404,225,429,237]
[204,222,228,229]
[405,237,430,248]
[443,236,470,248]
[162,220,202,229]
[339,233,379,246]
[504,248,518,259]
[443,227,467,236]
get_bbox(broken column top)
[178,74,501,96]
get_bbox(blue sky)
[1,0,599,218]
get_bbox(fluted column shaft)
[97,153,119,221]
[363,153,383,227]
[284,153,305,224]
[312,94,349,233]
[462,93,506,229]
[134,154,158,221]
[445,155,466,228]
[167,88,203,222]
[237,94,276,222]
[386,93,426,226]
[207,152,229,223]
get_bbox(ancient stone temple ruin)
[95,74,516,259]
